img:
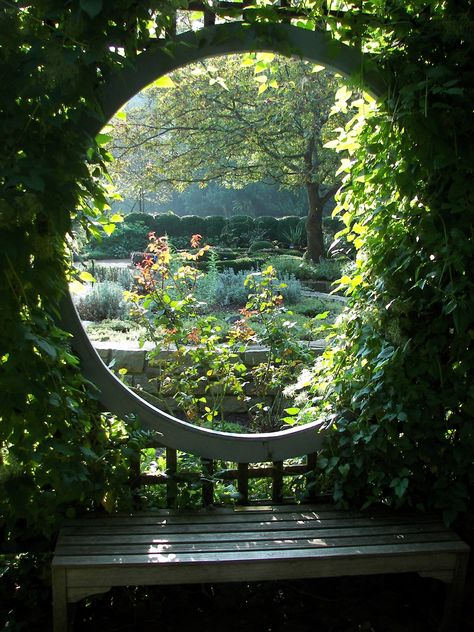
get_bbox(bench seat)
[52,504,469,631]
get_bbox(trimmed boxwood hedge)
[204,215,227,237]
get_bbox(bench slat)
[56,522,450,549]
[59,517,441,537]
[54,540,467,567]
[52,504,469,632]
[62,507,438,527]
[55,530,458,557]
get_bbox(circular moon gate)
[64,22,385,462]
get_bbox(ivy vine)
[1,0,473,550]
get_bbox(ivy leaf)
[36,338,58,360]
[95,133,113,147]
[153,76,176,88]
[79,271,96,283]
[80,0,103,19]
[102,223,116,236]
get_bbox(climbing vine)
[300,3,474,523]
[1,0,473,550]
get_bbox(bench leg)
[52,568,69,632]
[440,554,468,632]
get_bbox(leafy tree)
[111,54,345,261]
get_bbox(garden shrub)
[228,214,254,231]
[85,264,134,289]
[268,255,322,282]
[74,282,130,321]
[131,251,145,266]
[204,215,227,237]
[168,236,191,250]
[212,268,302,306]
[255,216,279,240]
[220,256,268,273]
[180,214,207,238]
[278,249,303,257]
[153,212,182,236]
[277,215,301,235]
[214,247,241,260]
[281,219,306,248]
[213,269,250,306]
[123,213,155,230]
[85,222,149,259]
[310,258,345,282]
[248,240,274,253]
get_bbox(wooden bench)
[52,503,469,631]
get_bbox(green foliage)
[179,215,207,237]
[110,56,345,260]
[3,0,474,557]
[84,264,134,289]
[204,215,227,237]
[248,240,274,252]
[281,221,306,248]
[221,256,268,272]
[311,258,347,282]
[74,281,130,321]
[124,213,156,230]
[255,216,279,240]
[292,4,474,522]
[243,266,312,431]
[228,215,254,231]
[85,221,149,259]
[269,254,346,282]
[277,215,301,236]
[153,212,182,236]
[126,237,309,428]
[0,0,178,546]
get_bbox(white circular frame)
[64,22,385,462]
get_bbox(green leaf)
[79,271,96,283]
[110,213,124,223]
[153,75,176,88]
[102,223,116,236]
[284,407,300,415]
[36,338,58,360]
[95,133,113,147]
[256,52,275,62]
[80,0,103,19]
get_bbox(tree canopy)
[110,54,346,260]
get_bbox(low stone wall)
[93,340,325,414]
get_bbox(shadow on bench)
[52,504,469,631]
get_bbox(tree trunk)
[305,180,326,262]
